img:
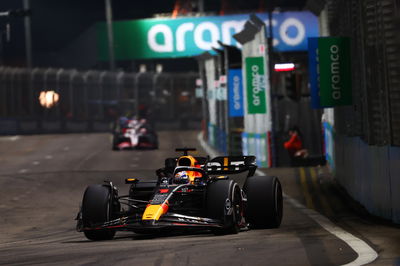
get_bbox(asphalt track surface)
[0,131,399,266]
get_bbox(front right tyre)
[81,184,116,241]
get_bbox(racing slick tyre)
[244,176,283,229]
[82,184,117,241]
[206,179,243,235]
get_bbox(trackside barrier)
[316,0,400,224]
[0,67,199,135]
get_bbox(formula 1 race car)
[76,148,283,240]
[112,118,158,150]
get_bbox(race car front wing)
[77,212,223,232]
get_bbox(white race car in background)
[112,118,158,150]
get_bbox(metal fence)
[327,0,400,146]
[0,67,200,134]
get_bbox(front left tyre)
[243,175,283,229]
[81,184,117,241]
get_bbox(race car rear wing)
[204,156,257,177]
[162,155,257,177]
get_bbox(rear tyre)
[206,180,243,235]
[244,176,283,229]
[82,185,116,241]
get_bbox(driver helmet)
[174,171,189,184]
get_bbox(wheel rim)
[232,186,243,227]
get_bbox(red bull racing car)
[76,148,283,240]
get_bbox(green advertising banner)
[318,37,352,106]
[245,57,267,114]
[98,12,319,60]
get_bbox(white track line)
[0,136,20,141]
[197,132,378,266]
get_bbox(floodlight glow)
[39,90,60,108]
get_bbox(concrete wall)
[335,134,400,223]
